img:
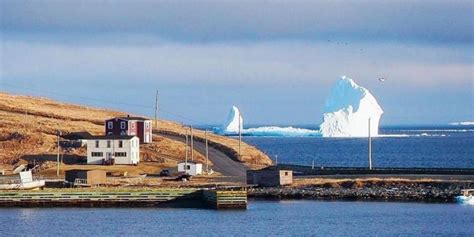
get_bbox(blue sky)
[1,0,473,126]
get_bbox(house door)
[146,134,150,143]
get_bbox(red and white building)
[105,116,152,143]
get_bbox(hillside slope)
[0,92,271,173]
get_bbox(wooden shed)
[247,167,293,187]
[65,170,107,186]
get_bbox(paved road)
[157,133,247,183]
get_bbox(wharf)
[0,188,248,209]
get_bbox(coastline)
[248,179,473,203]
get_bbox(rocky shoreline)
[248,180,474,202]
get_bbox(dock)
[0,188,248,209]
[203,188,247,209]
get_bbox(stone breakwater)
[248,180,474,202]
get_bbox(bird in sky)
[378,77,386,82]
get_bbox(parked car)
[159,169,170,177]
[175,172,192,181]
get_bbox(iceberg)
[319,76,383,137]
[219,106,243,135]
[217,106,320,137]
[449,121,474,126]
[244,126,320,137]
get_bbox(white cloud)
[2,39,471,90]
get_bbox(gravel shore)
[248,180,474,202]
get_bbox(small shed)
[247,167,293,187]
[177,162,203,176]
[65,170,107,186]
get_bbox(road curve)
[156,132,247,183]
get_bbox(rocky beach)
[249,179,474,202]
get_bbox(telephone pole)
[185,130,188,172]
[368,117,372,170]
[190,126,194,161]
[56,130,62,177]
[238,113,242,160]
[154,90,158,128]
[205,129,209,174]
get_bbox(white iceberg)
[219,105,243,135]
[217,106,320,137]
[319,76,383,137]
[244,126,320,137]
[449,121,474,126]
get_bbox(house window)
[114,152,127,157]
[121,121,126,129]
[95,140,99,148]
[107,121,113,129]
[107,140,111,148]
[118,140,123,148]
[284,172,289,176]
[91,152,103,157]
[186,165,191,170]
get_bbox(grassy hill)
[0,92,271,175]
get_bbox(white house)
[85,135,140,165]
[177,161,203,176]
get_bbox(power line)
[1,82,207,125]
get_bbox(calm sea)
[1,201,473,236]
[1,126,473,236]
[242,126,474,168]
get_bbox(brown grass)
[0,92,271,174]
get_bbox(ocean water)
[1,201,473,236]
[242,126,474,168]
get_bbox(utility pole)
[154,90,158,128]
[185,130,188,174]
[205,129,209,174]
[190,126,194,161]
[368,117,372,170]
[56,130,61,177]
[238,113,242,160]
